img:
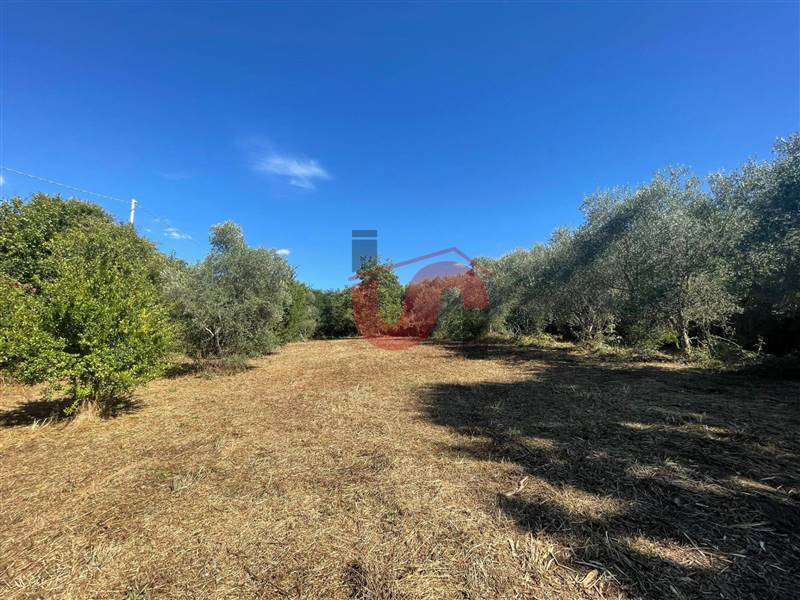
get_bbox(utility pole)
[129,198,137,225]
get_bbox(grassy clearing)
[1,340,798,599]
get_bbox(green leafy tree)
[0,193,110,284]
[483,248,549,337]
[0,221,174,411]
[313,289,357,338]
[429,280,491,341]
[355,257,403,323]
[559,172,734,350]
[166,221,294,358]
[281,280,318,342]
[538,226,621,343]
[370,134,797,356]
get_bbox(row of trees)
[454,135,799,355]
[1,134,796,410]
[0,196,316,412]
[315,135,798,356]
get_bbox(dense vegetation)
[0,195,173,412]
[1,134,797,412]
[479,135,800,356]
[0,202,315,411]
[332,134,799,357]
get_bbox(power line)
[0,166,128,205]
[0,165,202,247]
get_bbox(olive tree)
[569,171,739,352]
[711,134,800,352]
[166,221,294,358]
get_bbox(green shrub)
[0,221,174,412]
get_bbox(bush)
[0,221,174,412]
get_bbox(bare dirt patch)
[1,340,798,599]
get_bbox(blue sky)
[1,2,798,289]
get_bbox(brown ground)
[0,339,798,600]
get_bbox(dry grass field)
[1,339,798,599]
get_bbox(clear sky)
[1,2,798,289]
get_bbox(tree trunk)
[214,330,223,357]
[670,315,692,355]
[678,319,692,355]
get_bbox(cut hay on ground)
[1,340,798,599]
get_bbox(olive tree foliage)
[484,169,753,353]
[486,228,621,343]
[483,247,550,336]
[165,222,294,358]
[414,264,492,342]
[310,135,798,356]
[538,226,622,342]
[711,134,800,352]
[0,216,174,410]
[430,285,490,341]
[573,170,739,350]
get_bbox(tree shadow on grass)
[164,358,257,379]
[0,396,142,428]
[422,343,800,599]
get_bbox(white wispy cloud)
[276,248,291,256]
[164,226,192,241]
[288,178,316,190]
[0,175,5,187]
[253,153,330,190]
